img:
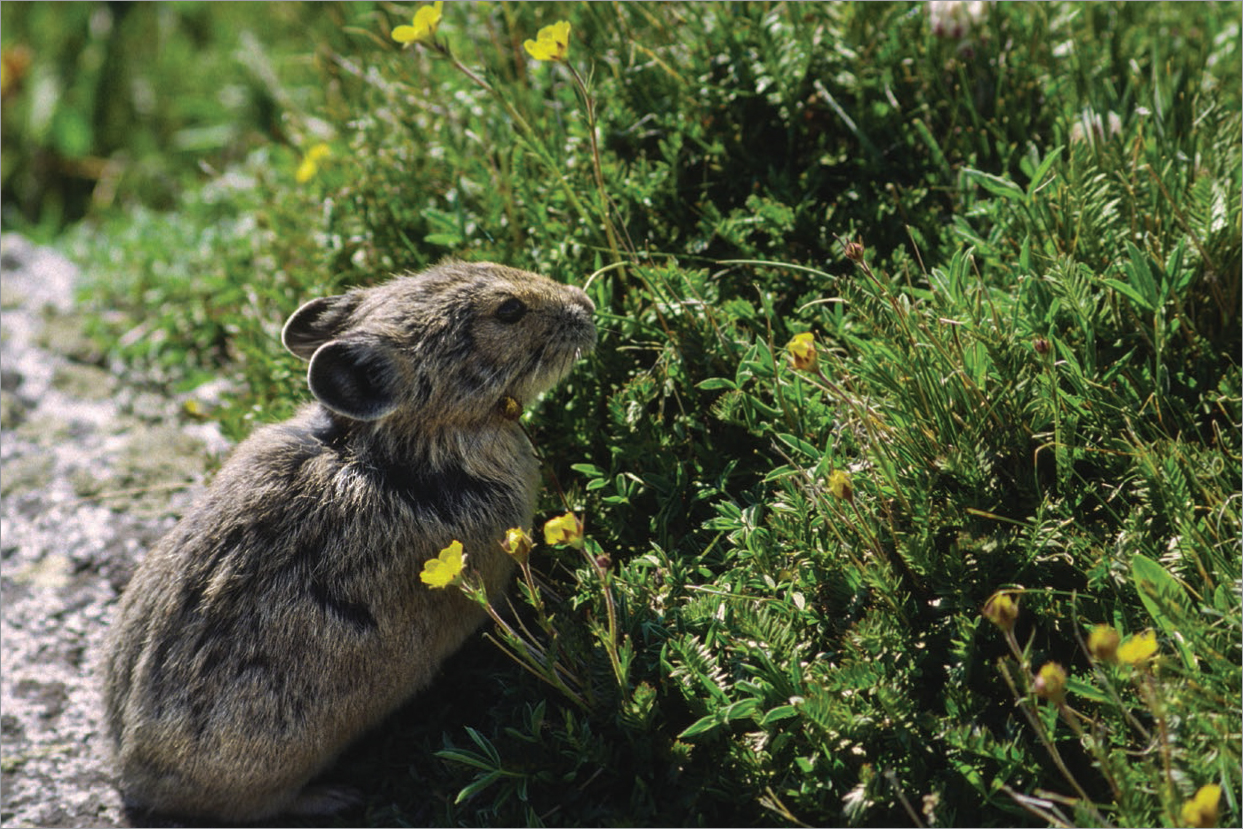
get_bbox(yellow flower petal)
[1181,784,1222,829]
[828,469,853,503]
[543,512,584,548]
[524,20,571,61]
[420,539,466,588]
[295,143,332,184]
[1117,629,1158,666]
[393,1,443,43]
[787,332,818,371]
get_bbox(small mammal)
[102,260,596,821]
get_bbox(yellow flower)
[544,512,584,548]
[1181,784,1222,828]
[1087,624,1120,663]
[524,21,571,62]
[501,527,533,565]
[828,470,853,503]
[982,591,1019,632]
[392,1,444,44]
[295,143,331,184]
[1033,661,1067,705]
[787,332,818,371]
[420,539,466,588]
[1117,629,1158,666]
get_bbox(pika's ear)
[306,340,400,421]
[282,294,362,360]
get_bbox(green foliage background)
[4,2,1239,826]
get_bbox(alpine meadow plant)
[29,1,1242,826]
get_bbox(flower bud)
[1087,624,1120,663]
[501,527,534,565]
[1033,661,1067,705]
[982,591,1019,632]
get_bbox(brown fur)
[102,261,595,821]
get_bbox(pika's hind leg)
[285,783,364,816]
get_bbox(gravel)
[0,234,229,828]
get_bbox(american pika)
[102,260,596,822]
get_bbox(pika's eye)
[495,297,528,324]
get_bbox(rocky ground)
[0,234,231,828]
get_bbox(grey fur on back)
[102,260,596,822]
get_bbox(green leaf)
[1066,676,1108,704]
[424,232,464,247]
[678,712,723,739]
[435,748,498,773]
[677,698,763,739]
[1123,241,1161,310]
[964,168,1026,203]
[455,770,505,803]
[1103,277,1154,312]
[1130,553,1196,670]
[722,698,761,720]
[774,432,820,460]
[1024,146,1063,201]
[760,704,799,726]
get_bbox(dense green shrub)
[15,2,1239,825]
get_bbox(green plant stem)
[997,660,1112,827]
[477,587,592,711]
[420,39,601,260]
[565,63,630,270]
[1136,671,1176,818]
[1040,344,1067,488]
[580,542,627,697]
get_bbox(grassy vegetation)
[5,1,1239,826]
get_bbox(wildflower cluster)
[385,3,625,272]
[418,514,581,593]
[416,497,623,709]
[978,589,1230,827]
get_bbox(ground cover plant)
[6,1,1239,826]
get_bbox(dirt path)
[1,234,230,828]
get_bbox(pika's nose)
[570,285,595,315]
[565,286,597,349]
